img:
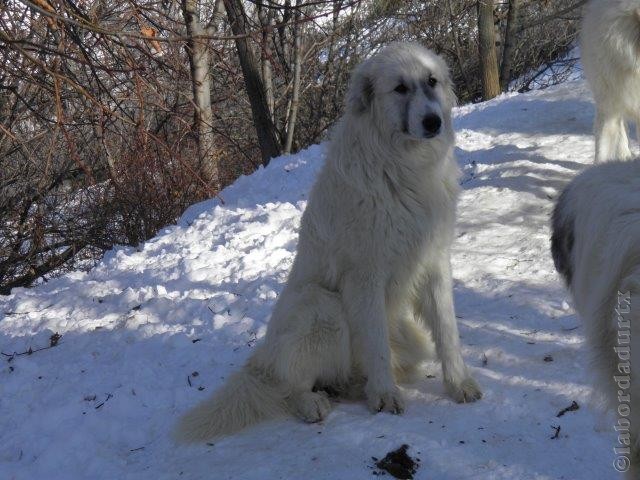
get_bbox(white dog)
[175,43,481,442]
[552,159,640,477]
[581,0,640,162]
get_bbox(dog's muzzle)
[422,114,442,138]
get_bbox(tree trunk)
[181,0,219,190]
[284,2,302,154]
[224,0,281,166]
[500,0,522,91]
[257,3,275,119]
[477,0,501,100]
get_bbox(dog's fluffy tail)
[173,366,288,443]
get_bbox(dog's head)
[346,42,456,143]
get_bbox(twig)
[1,333,62,361]
[95,393,113,409]
[556,401,579,417]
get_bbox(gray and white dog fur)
[552,159,640,477]
[174,43,482,443]
[581,0,640,162]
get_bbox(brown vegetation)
[0,0,584,293]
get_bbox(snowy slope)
[0,79,624,480]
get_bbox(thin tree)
[182,0,219,190]
[223,0,282,166]
[477,0,501,100]
[446,0,474,96]
[284,1,303,154]
[257,3,275,119]
[500,0,522,90]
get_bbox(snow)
[0,78,625,479]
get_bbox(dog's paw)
[365,383,405,414]
[445,376,482,403]
[292,391,332,423]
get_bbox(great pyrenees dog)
[551,159,640,477]
[175,42,481,442]
[581,0,640,162]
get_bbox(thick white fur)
[174,43,481,443]
[581,0,640,162]
[552,159,640,477]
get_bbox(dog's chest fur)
[296,113,459,295]
[326,150,458,271]
[378,158,458,278]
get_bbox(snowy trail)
[0,80,623,479]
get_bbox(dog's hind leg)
[595,109,632,162]
[261,284,351,423]
[414,259,482,403]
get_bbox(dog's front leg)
[594,109,632,163]
[342,270,404,414]
[417,259,482,403]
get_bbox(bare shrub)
[106,128,208,246]
[0,0,586,293]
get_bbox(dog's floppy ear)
[433,53,457,109]
[550,191,575,287]
[346,68,374,114]
[445,78,458,109]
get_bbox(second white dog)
[552,159,640,477]
[175,42,481,442]
[581,0,640,162]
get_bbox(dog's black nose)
[422,114,442,136]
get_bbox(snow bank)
[1,79,622,479]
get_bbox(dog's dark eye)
[394,83,408,94]
[428,76,438,87]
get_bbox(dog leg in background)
[581,1,640,163]
[595,110,632,163]
[415,259,482,403]
[342,270,404,414]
